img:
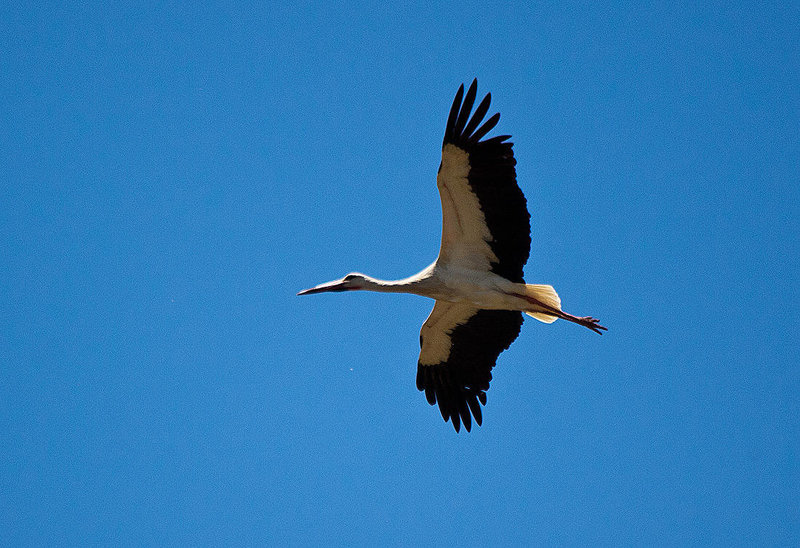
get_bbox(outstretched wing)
[417,301,524,432]
[436,79,531,283]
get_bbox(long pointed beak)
[297,279,349,296]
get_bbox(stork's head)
[297,272,367,295]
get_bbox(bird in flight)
[298,79,606,432]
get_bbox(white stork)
[298,80,606,432]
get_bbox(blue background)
[2,2,798,545]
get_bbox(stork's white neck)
[358,264,438,297]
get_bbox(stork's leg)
[507,290,607,334]
[552,310,607,334]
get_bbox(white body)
[357,262,549,313]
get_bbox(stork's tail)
[522,284,562,323]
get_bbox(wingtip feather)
[471,112,501,142]
[444,84,465,143]
[454,80,478,137]
[463,92,492,139]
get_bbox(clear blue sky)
[2,2,798,545]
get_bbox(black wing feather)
[444,84,464,142]
[470,112,501,143]
[466,395,482,426]
[462,92,492,138]
[453,79,478,136]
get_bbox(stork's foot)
[575,316,607,335]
